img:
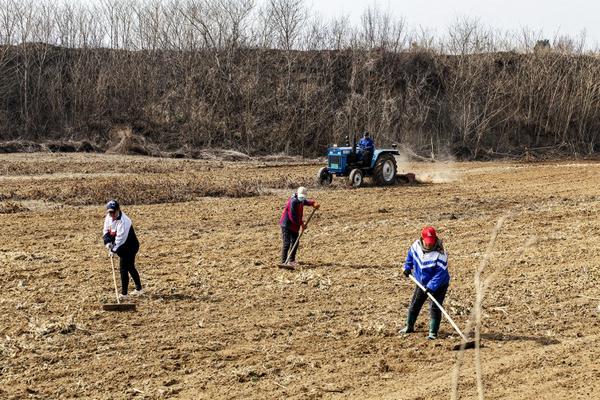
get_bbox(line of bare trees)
[0,0,598,158]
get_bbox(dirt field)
[1,153,600,399]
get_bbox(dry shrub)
[0,336,23,358]
[189,149,252,161]
[256,153,307,163]
[28,315,81,337]
[265,175,316,189]
[232,366,267,383]
[296,270,331,290]
[0,140,100,155]
[106,125,161,156]
[47,141,100,153]
[0,4,599,159]
[0,160,324,206]
[355,322,389,337]
[0,141,46,153]
[0,157,200,176]
[0,201,28,214]
[13,174,261,206]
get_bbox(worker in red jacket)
[279,187,319,267]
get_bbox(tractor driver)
[358,131,375,167]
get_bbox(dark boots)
[428,319,441,340]
[400,315,442,339]
[399,313,417,334]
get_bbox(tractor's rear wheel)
[373,153,397,185]
[317,167,332,186]
[348,168,363,187]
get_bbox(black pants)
[119,252,142,295]
[362,150,373,167]
[281,227,299,263]
[407,283,448,321]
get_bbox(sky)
[305,0,599,47]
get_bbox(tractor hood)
[327,146,354,155]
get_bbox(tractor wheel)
[348,169,363,187]
[373,153,397,185]
[316,167,332,186]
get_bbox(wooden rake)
[102,255,136,312]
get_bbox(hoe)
[102,256,136,312]
[280,208,317,269]
[408,274,479,350]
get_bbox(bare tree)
[328,15,351,50]
[0,0,598,157]
[265,0,306,51]
[359,5,406,52]
[0,0,18,45]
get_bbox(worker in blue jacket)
[400,226,450,339]
[358,131,375,166]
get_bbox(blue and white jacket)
[103,211,139,257]
[403,239,450,292]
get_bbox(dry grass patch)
[0,201,29,214]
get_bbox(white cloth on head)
[297,186,308,200]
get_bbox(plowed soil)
[1,153,599,399]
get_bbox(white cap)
[297,186,308,201]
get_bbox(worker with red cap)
[399,226,450,339]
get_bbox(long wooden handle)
[110,255,120,304]
[285,207,317,264]
[408,273,468,342]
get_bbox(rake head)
[452,340,480,351]
[102,303,136,312]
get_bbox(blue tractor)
[317,134,410,187]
